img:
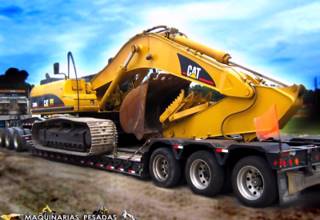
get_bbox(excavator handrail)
[143,25,169,33]
[229,61,288,87]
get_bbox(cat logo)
[177,53,215,86]
[187,65,201,79]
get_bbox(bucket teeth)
[159,89,185,123]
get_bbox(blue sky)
[0,0,319,89]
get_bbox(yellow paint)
[169,102,209,122]
[30,79,99,114]
[160,90,185,123]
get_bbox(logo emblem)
[177,54,215,86]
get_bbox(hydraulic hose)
[67,52,80,112]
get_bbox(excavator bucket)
[119,74,189,140]
[120,83,149,140]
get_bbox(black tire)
[23,128,32,150]
[232,156,278,207]
[0,128,5,147]
[12,127,25,152]
[185,150,224,196]
[149,148,181,188]
[4,128,15,149]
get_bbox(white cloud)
[145,0,267,23]
[54,27,99,54]
[267,2,320,34]
[134,0,270,44]
[92,0,270,71]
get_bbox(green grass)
[282,117,320,135]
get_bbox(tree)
[0,67,32,91]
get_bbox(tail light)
[273,156,300,168]
[294,158,300,166]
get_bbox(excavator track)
[31,117,117,156]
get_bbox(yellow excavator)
[31,26,302,150]
[28,26,320,208]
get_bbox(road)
[0,149,320,220]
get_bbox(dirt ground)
[1,149,320,220]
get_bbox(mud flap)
[278,169,320,204]
[277,172,299,204]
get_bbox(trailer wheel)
[0,128,5,147]
[185,150,224,196]
[4,128,14,149]
[232,156,278,207]
[12,128,25,152]
[149,148,181,188]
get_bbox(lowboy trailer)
[26,135,320,207]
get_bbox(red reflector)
[128,169,135,174]
[289,159,293,167]
[279,159,287,168]
[96,163,102,167]
[283,160,287,167]
[294,158,300,166]
[172,144,183,150]
[273,160,278,167]
[106,165,114,170]
[215,148,228,153]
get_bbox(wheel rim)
[13,135,19,149]
[153,154,169,181]
[5,135,10,148]
[189,159,211,190]
[237,165,264,200]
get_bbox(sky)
[0,0,319,89]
